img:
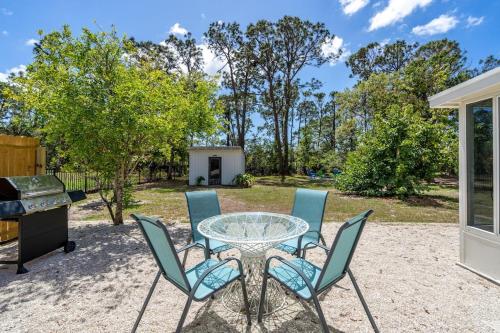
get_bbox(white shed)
[188,146,245,186]
[429,67,500,284]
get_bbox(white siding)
[188,149,245,186]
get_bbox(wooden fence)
[0,134,46,243]
[0,134,46,177]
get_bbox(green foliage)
[13,25,219,224]
[336,105,440,197]
[233,173,255,188]
[333,38,471,197]
[195,176,205,186]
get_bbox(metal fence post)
[84,172,88,193]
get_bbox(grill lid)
[0,175,64,200]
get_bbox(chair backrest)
[291,189,329,238]
[185,191,221,242]
[316,210,373,291]
[131,213,190,292]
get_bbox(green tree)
[247,16,336,180]
[346,40,418,80]
[470,55,500,77]
[336,105,440,197]
[205,22,258,149]
[14,26,219,225]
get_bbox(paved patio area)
[1,220,499,332]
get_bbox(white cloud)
[25,38,38,46]
[0,64,27,82]
[369,0,433,31]
[1,30,8,36]
[201,13,206,20]
[466,16,484,28]
[380,38,391,46]
[339,0,370,15]
[322,36,351,66]
[199,43,226,75]
[168,23,188,36]
[1,8,13,16]
[412,14,458,36]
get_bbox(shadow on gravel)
[0,221,191,312]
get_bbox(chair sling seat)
[268,258,322,300]
[185,259,241,300]
[130,213,251,333]
[185,191,232,258]
[276,188,329,257]
[259,210,379,333]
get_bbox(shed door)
[208,157,221,185]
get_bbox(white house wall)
[188,150,245,186]
[458,94,500,284]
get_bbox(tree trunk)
[113,164,125,225]
[331,104,337,151]
[282,113,289,177]
[167,149,174,180]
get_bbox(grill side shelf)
[0,201,26,219]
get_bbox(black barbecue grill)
[0,175,86,274]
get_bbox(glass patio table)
[198,212,309,316]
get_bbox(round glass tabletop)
[198,212,309,256]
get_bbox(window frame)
[461,93,499,239]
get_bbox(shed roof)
[188,146,243,152]
[429,67,500,108]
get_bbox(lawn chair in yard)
[130,214,251,333]
[183,191,232,265]
[276,188,329,258]
[259,210,378,333]
[307,170,317,180]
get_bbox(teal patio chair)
[131,214,251,333]
[184,191,232,264]
[276,188,329,258]
[259,210,378,333]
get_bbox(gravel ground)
[1,220,499,333]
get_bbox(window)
[466,98,494,232]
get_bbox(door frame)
[208,157,222,185]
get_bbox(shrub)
[233,173,255,188]
[195,176,205,186]
[336,105,440,197]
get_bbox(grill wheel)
[64,241,76,253]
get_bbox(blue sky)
[0,0,499,93]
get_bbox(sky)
[0,0,499,93]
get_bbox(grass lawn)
[74,175,459,223]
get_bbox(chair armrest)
[301,241,329,258]
[264,255,317,294]
[176,242,205,254]
[297,230,327,252]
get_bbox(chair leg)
[204,239,211,260]
[257,273,269,323]
[176,295,194,333]
[347,269,379,333]
[239,277,252,325]
[311,293,329,333]
[132,270,161,333]
[181,248,189,269]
